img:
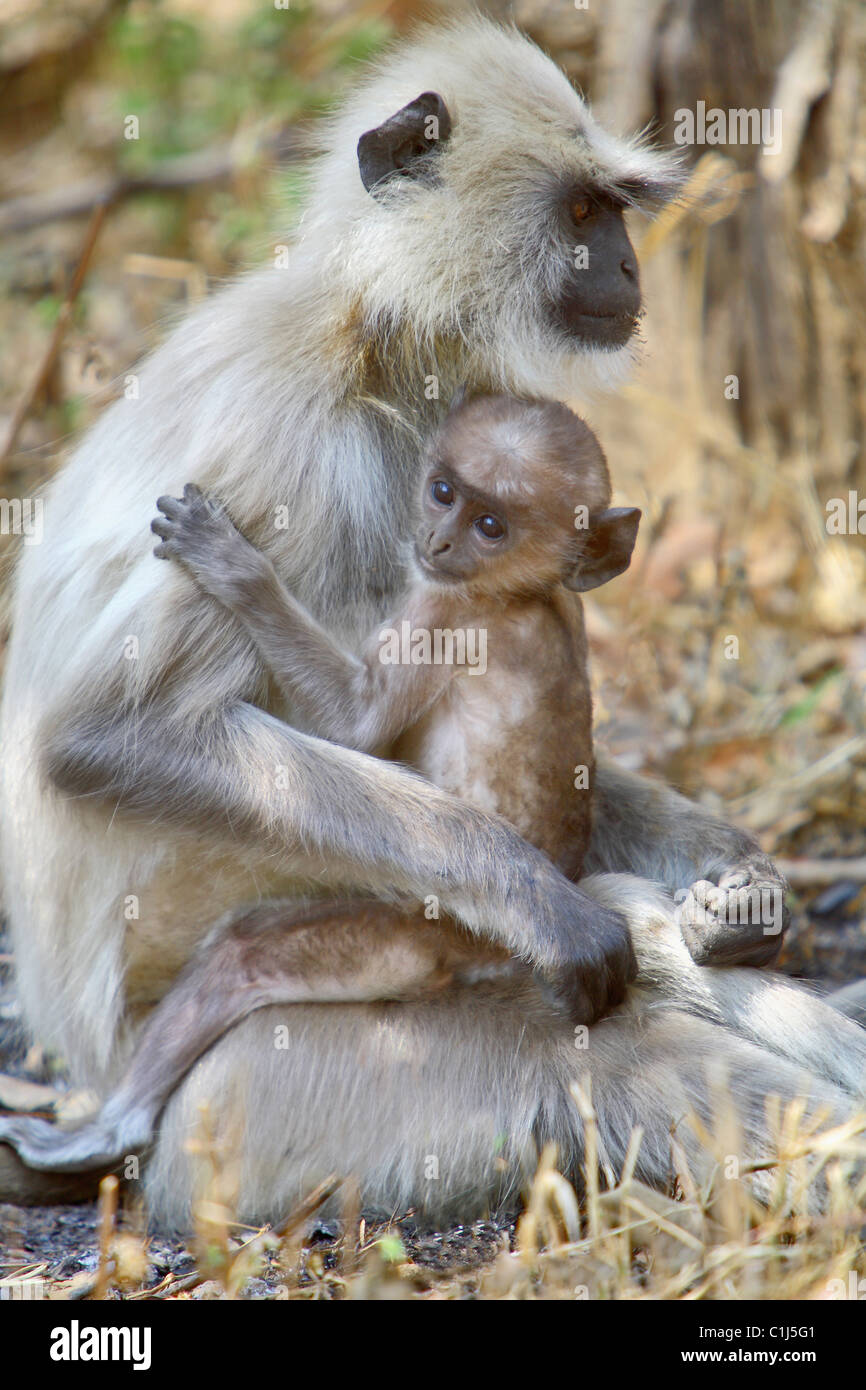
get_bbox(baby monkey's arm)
[152,485,453,752]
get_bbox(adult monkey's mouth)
[554,307,642,349]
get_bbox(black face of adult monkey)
[2,17,854,1228]
[356,86,644,350]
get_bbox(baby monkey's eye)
[431,480,455,506]
[571,196,593,224]
[474,514,505,540]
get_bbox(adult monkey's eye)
[571,196,593,225]
[475,514,505,540]
[431,480,455,506]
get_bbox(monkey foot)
[0,1112,134,1174]
[677,868,788,968]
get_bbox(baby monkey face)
[414,394,619,595]
[415,465,517,586]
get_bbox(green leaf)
[778,668,842,728]
[376,1235,406,1264]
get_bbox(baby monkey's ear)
[564,506,641,592]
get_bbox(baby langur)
[152,394,641,882]
[0,397,640,1173]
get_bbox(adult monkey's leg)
[587,756,788,968]
[44,699,634,1024]
[3,876,860,1207]
[138,920,859,1230]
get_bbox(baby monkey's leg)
[0,903,492,1173]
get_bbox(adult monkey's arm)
[43,694,635,1024]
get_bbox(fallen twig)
[775,857,866,886]
[0,202,108,470]
[0,128,308,237]
[274,1173,343,1243]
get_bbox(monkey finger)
[684,879,723,916]
[155,494,186,520]
[150,519,175,542]
[717,869,751,892]
[731,883,789,950]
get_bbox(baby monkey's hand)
[152,484,266,608]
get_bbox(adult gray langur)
[1,16,864,1226]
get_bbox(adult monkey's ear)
[358,92,452,195]
[564,507,641,592]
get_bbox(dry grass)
[5,1085,864,1302]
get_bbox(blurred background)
[1,0,865,982]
